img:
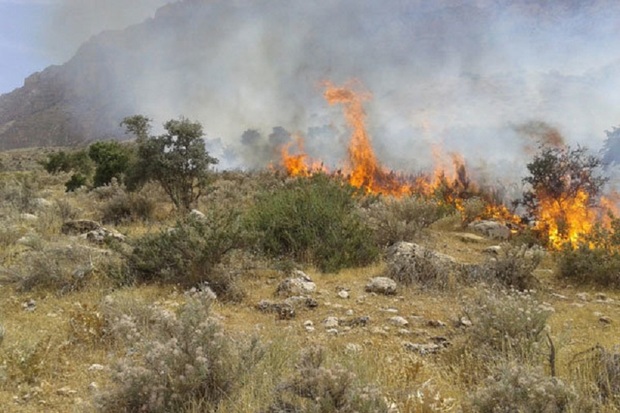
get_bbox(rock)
[324,317,340,329]
[337,290,350,299]
[33,198,53,208]
[84,227,126,244]
[483,245,502,255]
[385,242,459,286]
[402,341,442,355]
[88,364,105,372]
[284,296,318,309]
[20,213,38,221]
[365,277,397,295]
[458,316,472,327]
[276,273,316,297]
[61,220,102,235]
[56,387,77,397]
[339,316,370,328]
[256,300,296,319]
[468,220,511,240]
[599,316,613,324]
[345,343,362,354]
[427,320,446,328]
[595,293,611,302]
[551,293,568,300]
[189,209,206,220]
[388,316,409,327]
[22,299,36,312]
[576,292,590,302]
[345,309,354,316]
[326,328,339,335]
[88,382,99,393]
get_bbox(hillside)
[0,147,619,412]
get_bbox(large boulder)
[467,220,511,240]
[275,270,316,297]
[385,242,459,288]
[365,277,398,295]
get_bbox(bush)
[467,363,584,413]
[96,292,263,413]
[264,346,388,413]
[476,245,543,290]
[100,191,156,225]
[462,289,552,362]
[127,209,245,300]
[385,242,455,289]
[361,196,449,247]
[247,174,379,272]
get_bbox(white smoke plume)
[38,0,620,179]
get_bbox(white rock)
[365,277,397,295]
[88,364,105,372]
[324,317,339,329]
[337,290,349,299]
[388,316,409,327]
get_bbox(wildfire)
[275,80,618,249]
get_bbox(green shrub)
[65,173,88,192]
[127,209,245,300]
[247,174,379,272]
[264,346,388,413]
[96,292,263,413]
[362,195,449,247]
[88,141,133,187]
[466,363,585,413]
[558,245,620,288]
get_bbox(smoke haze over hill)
[2,0,619,181]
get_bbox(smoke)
[37,0,620,179]
[41,0,173,63]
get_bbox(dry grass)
[0,148,619,412]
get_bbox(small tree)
[122,115,218,210]
[88,141,132,187]
[519,145,607,244]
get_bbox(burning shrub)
[246,174,379,272]
[263,346,389,413]
[96,292,263,413]
[519,144,607,248]
[362,196,450,247]
[466,363,585,413]
[127,207,245,300]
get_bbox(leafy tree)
[40,149,94,192]
[88,141,132,187]
[122,115,219,210]
[520,145,607,219]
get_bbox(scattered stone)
[56,387,77,397]
[595,293,611,302]
[365,277,397,295]
[88,382,99,393]
[383,308,399,314]
[551,293,568,300]
[324,317,340,329]
[388,316,409,327]
[468,220,511,240]
[458,317,472,327]
[88,364,105,372]
[20,213,38,221]
[345,343,362,354]
[430,336,450,345]
[483,245,502,255]
[189,209,206,220]
[303,320,314,328]
[397,329,412,336]
[283,296,318,309]
[275,272,316,297]
[345,309,354,316]
[427,320,446,328]
[337,290,350,299]
[339,316,370,328]
[84,227,126,244]
[22,299,36,312]
[402,341,442,355]
[255,300,296,320]
[576,292,589,302]
[61,220,102,235]
[326,328,339,335]
[599,316,613,324]
[371,327,388,336]
[33,198,53,208]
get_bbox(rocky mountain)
[0,0,618,158]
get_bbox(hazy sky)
[0,0,171,94]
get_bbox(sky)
[0,0,171,94]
